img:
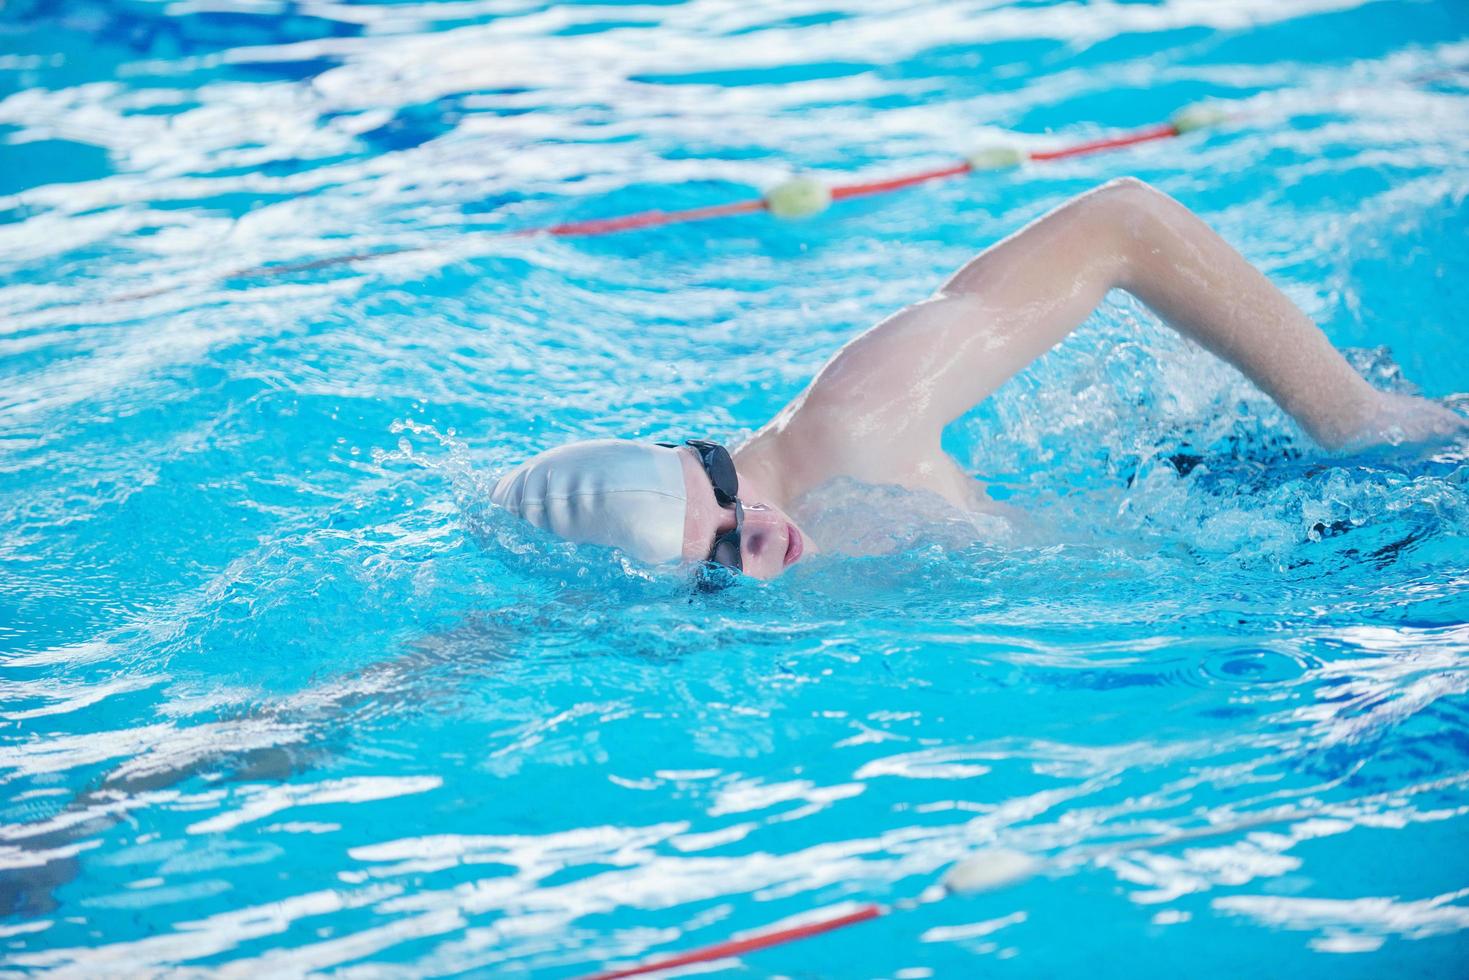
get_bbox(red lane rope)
[528,197,768,237]
[236,246,417,278]
[580,903,887,980]
[510,121,1182,241]
[120,114,1207,293]
[1027,122,1180,161]
[829,160,975,201]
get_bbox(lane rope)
[57,62,1469,304]
[574,771,1469,979]
[582,902,888,980]
[105,102,1232,302]
[519,104,1228,237]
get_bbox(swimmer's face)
[677,447,812,580]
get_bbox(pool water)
[3,0,1468,975]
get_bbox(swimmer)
[493,177,1464,580]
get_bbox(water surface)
[2,0,1468,975]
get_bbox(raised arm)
[788,178,1456,456]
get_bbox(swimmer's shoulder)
[740,409,1011,516]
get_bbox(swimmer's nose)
[741,505,778,559]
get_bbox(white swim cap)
[491,439,688,563]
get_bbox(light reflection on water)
[1,0,1468,975]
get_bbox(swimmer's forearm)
[1108,181,1380,448]
[937,178,1382,446]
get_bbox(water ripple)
[1,0,1467,975]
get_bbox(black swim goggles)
[658,439,744,573]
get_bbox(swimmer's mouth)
[784,523,803,568]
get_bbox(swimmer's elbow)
[1086,178,1192,293]
[1086,176,1167,216]
[1067,178,1170,292]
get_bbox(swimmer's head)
[492,440,687,564]
[492,438,813,580]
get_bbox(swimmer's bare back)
[733,177,1464,511]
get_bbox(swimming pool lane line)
[95,103,1233,305]
[573,769,1469,980]
[502,105,1227,235]
[233,61,1469,266]
[61,60,1469,307]
[257,108,1223,261]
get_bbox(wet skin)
[677,447,814,580]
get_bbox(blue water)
[3,0,1469,975]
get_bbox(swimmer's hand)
[1351,392,1468,451]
